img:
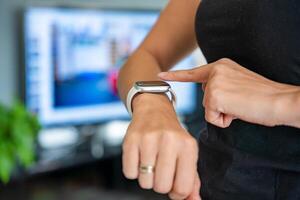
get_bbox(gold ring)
[139,165,155,174]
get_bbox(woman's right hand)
[122,93,201,200]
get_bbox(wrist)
[132,93,175,115]
[274,85,300,127]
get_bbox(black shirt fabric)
[195,0,300,160]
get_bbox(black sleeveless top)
[195,0,300,160]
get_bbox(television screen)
[24,7,198,126]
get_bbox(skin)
[118,0,300,199]
[118,0,201,199]
[158,58,300,129]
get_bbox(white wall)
[0,0,168,105]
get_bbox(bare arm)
[118,0,200,103]
[117,1,202,200]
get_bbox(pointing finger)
[158,64,212,83]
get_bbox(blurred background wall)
[0,0,167,105]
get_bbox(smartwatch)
[126,81,176,116]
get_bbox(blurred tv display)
[24,7,197,126]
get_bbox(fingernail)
[158,72,168,78]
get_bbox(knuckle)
[218,57,232,64]
[141,131,157,144]
[223,123,230,128]
[211,65,219,73]
[153,184,172,194]
[161,131,177,145]
[172,187,190,198]
[187,69,196,76]
[184,137,198,151]
[212,65,226,75]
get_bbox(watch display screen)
[136,81,170,87]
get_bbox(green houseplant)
[0,102,40,183]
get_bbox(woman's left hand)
[158,58,300,128]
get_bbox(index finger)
[158,63,212,83]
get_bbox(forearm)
[117,0,199,105]
[117,48,167,104]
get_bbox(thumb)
[185,172,201,200]
[158,64,211,83]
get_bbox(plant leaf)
[0,101,40,183]
[0,143,15,183]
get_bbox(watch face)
[135,81,170,87]
[135,81,170,93]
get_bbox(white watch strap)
[126,86,140,116]
[126,86,177,117]
[169,88,177,108]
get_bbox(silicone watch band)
[126,86,176,116]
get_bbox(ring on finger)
[139,165,155,174]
